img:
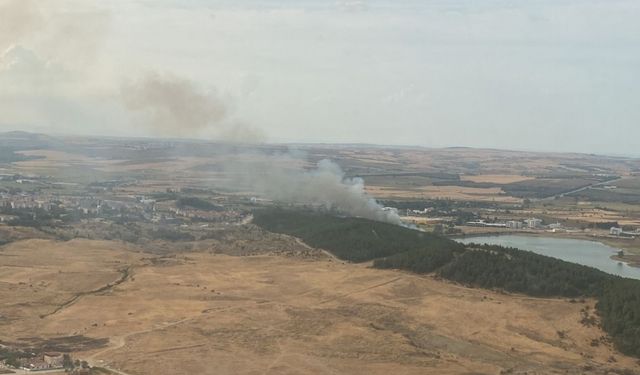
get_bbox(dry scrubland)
[3,138,640,374]
[1,238,638,375]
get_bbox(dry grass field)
[1,238,639,375]
[0,239,145,339]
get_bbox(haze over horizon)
[1,0,638,155]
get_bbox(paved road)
[7,365,130,375]
[540,177,623,201]
[6,369,66,375]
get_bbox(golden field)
[1,238,638,375]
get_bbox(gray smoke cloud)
[226,152,402,225]
[0,0,112,133]
[121,73,226,136]
[0,0,42,51]
[0,1,260,142]
[0,0,110,64]
[121,72,265,142]
[219,120,266,144]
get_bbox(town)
[0,346,90,374]
[0,172,254,244]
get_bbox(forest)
[254,208,640,357]
[596,279,640,357]
[436,244,609,298]
[253,208,465,262]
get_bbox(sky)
[0,0,639,155]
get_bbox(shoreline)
[610,255,640,269]
[449,229,640,270]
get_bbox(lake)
[456,235,640,280]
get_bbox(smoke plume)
[226,153,402,225]
[0,0,110,65]
[121,73,227,136]
[0,0,42,51]
[121,72,265,142]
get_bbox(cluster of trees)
[62,354,90,372]
[1,205,87,228]
[0,347,30,368]
[151,190,179,201]
[597,279,640,357]
[0,149,42,163]
[590,221,621,230]
[438,244,609,297]
[3,206,60,228]
[378,199,482,224]
[176,197,223,211]
[254,208,640,358]
[253,208,465,262]
[149,228,195,242]
[373,246,454,274]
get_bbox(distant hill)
[0,131,65,151]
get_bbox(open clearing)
[1,238,638,375]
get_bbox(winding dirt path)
[40,267,131,319]
[292,236,342,262]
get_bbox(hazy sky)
[0,0,639,154]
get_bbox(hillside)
[253,208,640,358]
[4,238,640,374]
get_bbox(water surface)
[456,235,640,280]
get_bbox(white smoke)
[0,0,42,51]
[226,153,402,225]
[0,0,111,66]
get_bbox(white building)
[610,227,623,236]
[525,218,543,229]
[0,215,16,223]
[506,220,523,229]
